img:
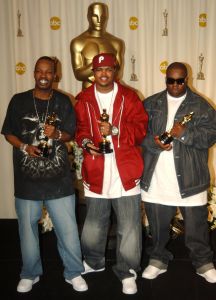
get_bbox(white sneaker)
[65,275,88,292]
[17,277,39,293]
[142,265,167,279]
[122,277,137,294]
[81,260,105,275]
[197,268,216,283]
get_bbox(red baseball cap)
[92,53,117,69]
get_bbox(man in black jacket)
[141,62,216,282]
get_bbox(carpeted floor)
[1,218,216,300]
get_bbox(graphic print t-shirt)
[1,89,75,200]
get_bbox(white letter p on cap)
[99,56,104,64]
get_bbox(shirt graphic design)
[19,111,66,179]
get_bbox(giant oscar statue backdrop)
[70,2,125,89]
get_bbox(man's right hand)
[25,145,41,157]
[86,143,101,156]
[154,136,172,151]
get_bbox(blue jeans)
[15,195,84,280]
[144,203,214,273]
[81,195,142,280]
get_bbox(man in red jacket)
[75,53,148,294]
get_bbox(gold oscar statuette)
[38,112,57,158]
[159,112,194,145]
[197,53,205,80]
[130,55,138,81]
[99,109,113,154]
[70,2,125,90]
[162,9,168,36]
[17,10,24,37]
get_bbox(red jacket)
[75,82,148,194]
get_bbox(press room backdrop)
[0,0,216,218]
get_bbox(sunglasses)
[166,77,185,85]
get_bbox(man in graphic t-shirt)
[1,56,88,293]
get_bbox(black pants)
[144,203,214,272]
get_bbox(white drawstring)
[117,95,124,148]
[86,102,93,136]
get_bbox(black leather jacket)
[141,87,216,198]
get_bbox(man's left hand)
[170,123,185,138]
[44,124,56,139]
[99,121,112,136]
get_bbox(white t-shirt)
[141,92,207,206]
[85,83,140,199]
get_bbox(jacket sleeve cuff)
[81,138,94,149]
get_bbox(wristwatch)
[111,126,119,136]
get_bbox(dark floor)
[1,218,216,300]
